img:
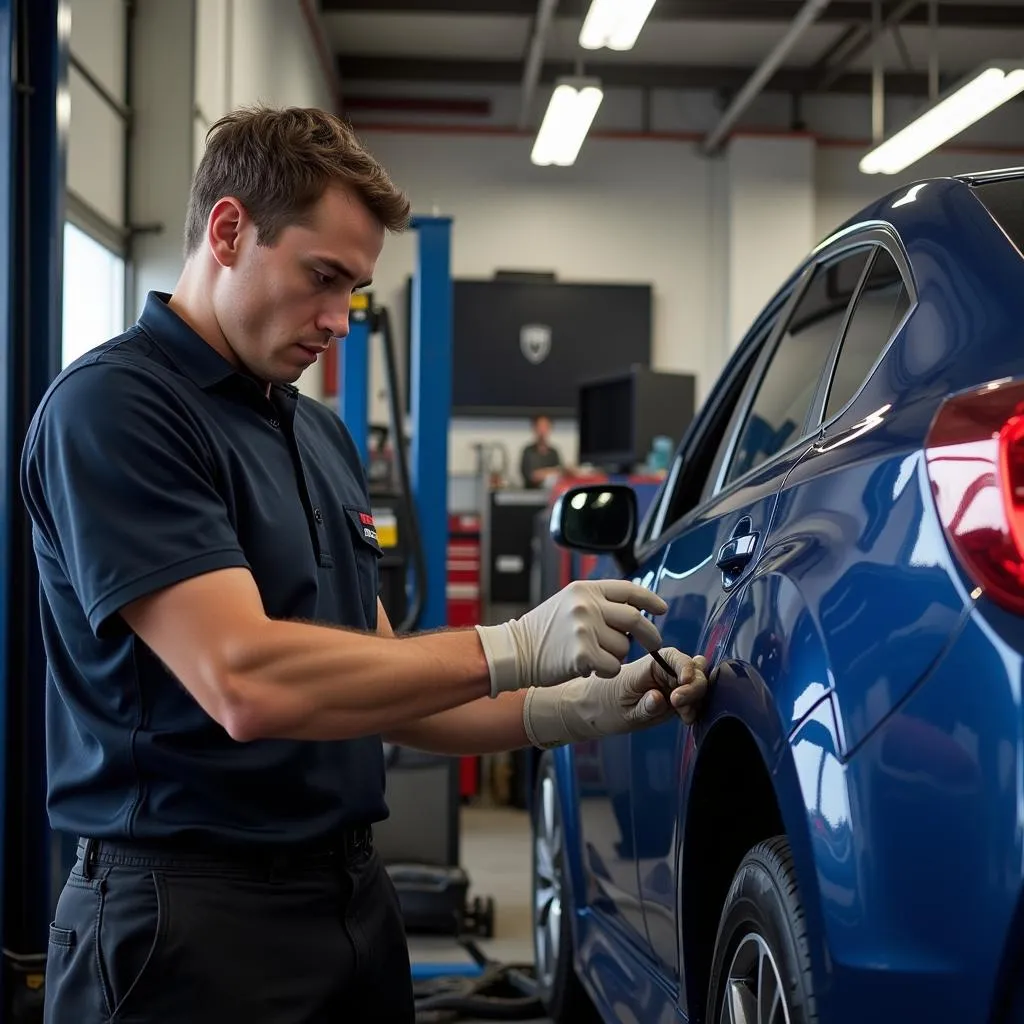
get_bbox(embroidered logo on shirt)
[363,526,379,543]
[359,513,375,526]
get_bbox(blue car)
[533,168,1024,1024]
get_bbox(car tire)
[707,836,818,1024]
[531,750,600,1023]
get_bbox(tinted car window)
[973,177,1024,252]
[655,333,766,534]
[723,249,870,486]
[824,248,910,421]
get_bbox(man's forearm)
[383,690,529,755]
[223,621,492,742]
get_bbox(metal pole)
[928,0,939,102]
[816,0,917,93]
[5,0,67,1011]
[0,0,14,1010]
[871,0,884,144]
[701,0,833,156]
[518,0,559,129]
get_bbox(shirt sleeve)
[20,360,251,638]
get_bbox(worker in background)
[21,106,709,1024]
[520,413,565,488]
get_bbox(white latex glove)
[475,580,667,698]
[522,650,710,749]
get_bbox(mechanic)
[20,105,709,1024]
[520,413,565,488]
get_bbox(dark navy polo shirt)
[20,291,388,847]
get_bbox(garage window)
[61,221,126,369]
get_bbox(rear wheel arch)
[678,717,785,1019]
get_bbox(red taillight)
[925,379,1024,615]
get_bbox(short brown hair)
[183,105,411,256]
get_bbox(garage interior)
[5,1,1024,1022]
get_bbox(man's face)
[212,185,385,385]
[535,416,552,442]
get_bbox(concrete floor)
[408,804,552,1023]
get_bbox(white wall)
[89,10,1024,489]
[358,129,718,478]
[194,0,335,149]
[725,136,816,351]
[814,143,1024,240]
[190,0,335,403]
[350,123,1024,482]
[128,0,337,388]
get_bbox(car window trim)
[802,246,879,436]
[703,262,820,503]
[636,335,767,558]
[711,222,915,500]
[809,225,918,432]
[634,220,916,560]
[636,283,799,557]
[709,244,869,498]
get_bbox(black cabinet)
[484,489,550,618]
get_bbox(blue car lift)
[2,0,67,1018]
[339,216,453,634]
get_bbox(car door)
[570,531,668,952]
[629,241,879,999]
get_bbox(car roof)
[953,165,1024,186]
[837,165,1024,232]
[729,165,1024,375]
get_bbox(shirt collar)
[137,291,237,389]
[137,291,300,401]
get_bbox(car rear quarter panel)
[822,599,1024,1023]
[773,173,1024,757]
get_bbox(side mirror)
[550,485,638,564]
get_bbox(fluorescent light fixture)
[531,78,604,167]
[860,63,1024,175]
[579,0,658,51]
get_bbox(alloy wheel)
[533,770,563,990]
[719,932,792,1024]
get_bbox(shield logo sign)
[520,324,552,365]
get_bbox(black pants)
[43,834,415,1023]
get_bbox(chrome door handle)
[716,533,758,576]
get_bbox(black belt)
[76,825,373,878]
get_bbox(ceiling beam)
[519,0,560,128]
[702,0,833,155]
[815,0,918,90]
[335,54,941,96]
[322,0,1024,28]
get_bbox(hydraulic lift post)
[408,216,452,632]
[339,216,452,633]
[3,0,68,1018]
[339,291,371,467]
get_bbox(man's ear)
[207,197,247,268]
